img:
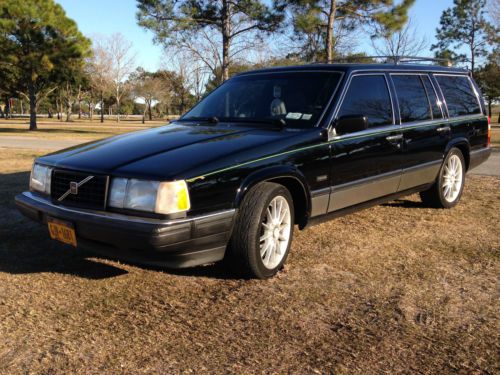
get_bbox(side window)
[337,75,393,128]
[421,75,443,119]
[392,75,431,123]
[435,75,481,117]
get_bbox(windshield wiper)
[177,116,219,124]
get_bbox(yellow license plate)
[47,218,77,247]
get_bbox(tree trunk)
[100,91,104,123]
[28,81,37,130]
[66,102,72,122]
[116,98,120,122]
[20,99,24,115]
[56,99,60,120]
[488,98,492,116]
[48,108,52,118]
[148,100,152,121]
[326,0,337,63]
[78,85,82,119]
[221,0,231,82]
[59,98,64,122]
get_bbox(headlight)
[108,178,190,215]
[30,163,52,194]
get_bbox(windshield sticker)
[286,112,302,120]
[301,114,312,120]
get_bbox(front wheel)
[420,148,466,208]
[225,182,294,279]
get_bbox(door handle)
[436,126,451,133]
[386,134,403,141]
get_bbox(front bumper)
[15,192,235,268]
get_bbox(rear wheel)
[420,148,465,208]
[225,182,294,279]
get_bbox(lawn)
[0,118,168,140]
[0,145,498,373]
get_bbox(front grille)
[51,170,109,210]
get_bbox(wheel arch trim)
[234,165,311,227]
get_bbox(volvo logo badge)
[58,176,94,202]
[70,181,78,195]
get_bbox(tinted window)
[337,75,393,128]
[435,75,481,117]
[422,76,443,119]
[392,75,431,123]
[182,72,341,128]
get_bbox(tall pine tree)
[0,0,90,129]
[431,0,494,73]
[136,0,285,83]
[286,0,415,62]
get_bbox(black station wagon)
[16,62,492,278]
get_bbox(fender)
[444,137,471,169]
[234,164,312,217]
[445,137,470,154]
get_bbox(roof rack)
[318,55,453,67]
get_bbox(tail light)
[487,116,491,147]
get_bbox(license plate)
[47,218,77,247]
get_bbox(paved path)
[469,149,500,177]
[0,136,499,177]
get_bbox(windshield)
[182,71,342,128]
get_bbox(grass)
[0,147,498,374]
[0,118,168,140]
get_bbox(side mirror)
[335,115,368,135]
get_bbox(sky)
[56,0,455,72]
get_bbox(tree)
[88,37,112,123]
[0,0,90,130]
[106,33,136,122]
[286,0,415,63]
[136,0,285,83]
[371,18,427,58]
[130,68,171,122]
[432,0,494,74]
[476,50,500,116]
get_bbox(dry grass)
[0,118,167,140]
[0,148,499,374]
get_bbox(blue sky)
[56,0,455,72]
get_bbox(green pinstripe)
[186,115,485,183]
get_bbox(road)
[0,135,499,177]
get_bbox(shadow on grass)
[1,171,238,280]
[382,198,427,208]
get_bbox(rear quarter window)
[435,75,481,117]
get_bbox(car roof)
[236,63,469,76]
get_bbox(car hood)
[38,123,309,180]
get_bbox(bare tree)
[88,36,112,123]
[106,33,136,122]
[371,19,428,58]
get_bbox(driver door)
[328,73,403,212]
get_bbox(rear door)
[390,73,448,191]
[434,74,486,151]
[328,73,403,211]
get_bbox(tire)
[420,147,466,208]
[225,182,294,279]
